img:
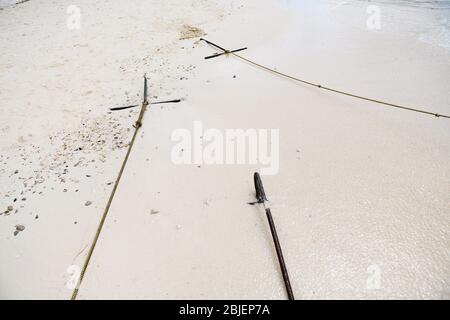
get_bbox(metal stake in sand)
[252,172,295,300]
[71,75,150,300]
[200,38,450,119]
[109,99,182,111]
[200,37,247,60]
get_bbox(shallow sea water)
[279,0,450,49]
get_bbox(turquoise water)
[279,0,450,49]
[0,0,28,8]
[356,0,450,10]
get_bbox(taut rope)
[200,38,450,119]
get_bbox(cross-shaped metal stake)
[200,38,247,60]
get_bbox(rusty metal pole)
[253,172,295,300]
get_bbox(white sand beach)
[0,0,449,299]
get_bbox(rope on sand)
[200,38,450,119]
[252,172,295,300]
[71,75,149,300]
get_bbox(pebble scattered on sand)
[1,112,132,233]
[1,33,202,238]
[14,224,25,236]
